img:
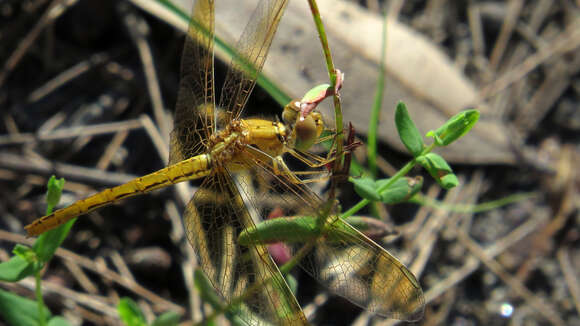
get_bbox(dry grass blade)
[0,152,137,186]
[457,231,565,325]
[0,119,144,146]
[557,248,580,317]
[0,0,80,87]
[0,229,185,314]
[122,5,170,140]
[480,18,580,99]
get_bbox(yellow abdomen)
[25,154,212,236]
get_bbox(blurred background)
[0,0,578,325]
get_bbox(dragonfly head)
[282,100,324,151]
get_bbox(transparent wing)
[183,169,307,325]
[236,147,425,321]
[169,0,216,165]
[218,0,288,123]
[298,218,425,321]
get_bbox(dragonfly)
[25,0,424,324]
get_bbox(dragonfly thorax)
[206,120,247,164]
[239,119,289,158]
[206,118,291,168]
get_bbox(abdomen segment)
[25,154,212,236]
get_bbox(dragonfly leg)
[287,148,335,168]
[293,173,330,184]
[272,156,304,184]
[273,156,330,184]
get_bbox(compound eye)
[282,100,301,125]
[294,114,318,151]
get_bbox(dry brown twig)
[0,229,185,315]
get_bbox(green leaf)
[194,269,225,310]
[417,153,459,189]
[151,312,181,326]
[376,176,423,204]
[426,109,479,146]
[348,161,364,177]
[117,297,146,326]
[0,255,35,282]
[285,274,298,295]
[439,173,459,189]
[238,216,321,245]
[48,316,72,326]
[30,176,74,263]
[45,176,65,215]
[0,288,51,326]
[13,244,37,263]
[301,83,331,102]
[194,269,245,326]
[352,176,423,204]
[395,102,424,157]
[239,215,359,246]
[351,177,381,201]
[33,218,76,263]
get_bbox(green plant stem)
[342,160,412,219]
[412,191,538,213]
[342,143,436,218]
[365,11,388,219]
[35,270,46,326]
[278,199,335,275]
[279,240,316,275]
[367,10,388,178]
[306,0,344,179]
